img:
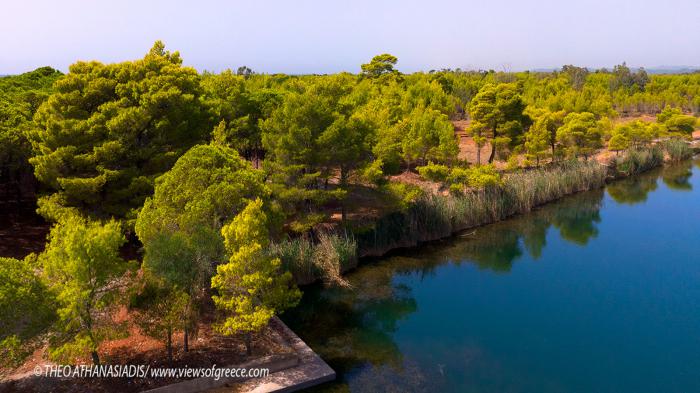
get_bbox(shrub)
[381,182,424,210]
[362,159,386,186]
[449,164,503,190]
[417,162,450,182]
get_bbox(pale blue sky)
[1,0,699,74]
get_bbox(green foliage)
[417,162,450,182]
[611,120,660,149]
[261,76,355,230]
[380,182,425,211]
[660,138,693,162]
[0,256,55,367]
[609,62,650,92]
[361,159,386,186]
[556,112,603,158]
[40,215,128,364]
[448,164,503,191]
[361,54,399,78]
[29,41,209,223]
[135,143,269,346]
[136,144,268,245]
[524,107,566,164]
[130,275,190,362]
[561,65,589,91]
[469,83,529,163]
[211,199,301,351]
[607,133,629,153]
[201,70,281,161]
[0,67,62,196]
[657,105,697,137]
[403,106,456,166]
[612,147,664,176]
[378,106,458,170]
[318,114,373,185]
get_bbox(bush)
[362,159,386,186]
[448,164,503,191]
[381,182,424,210]
[417,162,450,182]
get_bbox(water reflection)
[607,175,658,204]
[286,192,606,391]
[283,160,696,392]
[661,160,693,191]
[442,190,603,272]
[607,160,695,205]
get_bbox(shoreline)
[287,146,696,286]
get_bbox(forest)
[1,42,698,369]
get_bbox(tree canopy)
[29,41,210,223]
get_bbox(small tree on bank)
[211,199,301,355]
[40,215,128,365]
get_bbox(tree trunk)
[184,328,189,352]
[551,143,556,162]
[476,142,481,165]
[167,328,173,364]
[488,125,497,163]
[340,168,347,223]
[91,351,100,366]
[244,333,252,356]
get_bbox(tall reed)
[270,232,357,286]
[280,146,683,285]
[611,146,664,176]
[357,160,607,257]
[660,139,693,162]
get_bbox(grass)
[660,138,693,162]
[270,231,357,286]
[611,146,664,177]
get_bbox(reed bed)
[356,160,607,257]
[611,146,664,177]
[279,145,688,285]
[270,231,357,286]
[660,139,693,162]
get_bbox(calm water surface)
[283,159,700,393]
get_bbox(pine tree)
[211,199,301,355]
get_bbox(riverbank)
[281,156,700,393]
[277,140,695,286]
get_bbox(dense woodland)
[1,42,698,368]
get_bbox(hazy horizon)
[2,0,699,75]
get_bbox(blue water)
[283,159,700,393]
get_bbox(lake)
[283,158,700,393]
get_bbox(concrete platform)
[224,318,336,393]
[148,317,335,393]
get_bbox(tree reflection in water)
[282,159,696,392]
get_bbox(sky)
[1,0,699,75]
